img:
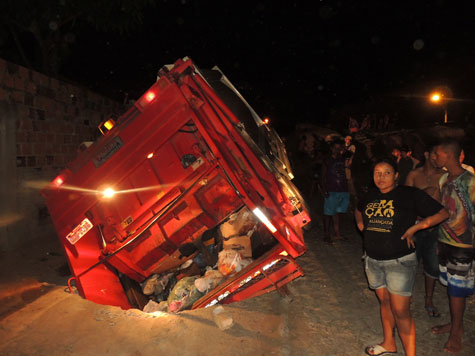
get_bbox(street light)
[431,93,441,102]
[429,90,448,124]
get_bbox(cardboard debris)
[223,234,252,258]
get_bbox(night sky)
[5,0,475,130]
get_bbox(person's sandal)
[364,344,397,356]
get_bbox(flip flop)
[364,344,397,356]
[425,305,441,317]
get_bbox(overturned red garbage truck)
[42,57,310,310]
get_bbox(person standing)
[348,116,359,134]
[459,149,474,174]
[355,158,448,356]
[321,139,349,243]
[441,148,474,174]
[431,139,475,354]
[392,147,413,186]
[344,135,357,205]
[405,147,446,317]
[401,145,420,170]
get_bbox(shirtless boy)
[405,147,446,317]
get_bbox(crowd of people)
[295,131,474,355]
[348,113,399,133]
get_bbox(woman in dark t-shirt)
[355,158,448,356]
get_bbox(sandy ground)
[1,212,474,356]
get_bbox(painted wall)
[0,58,121,251]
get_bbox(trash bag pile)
[141,206,257,313]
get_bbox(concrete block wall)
[0,58,121,251]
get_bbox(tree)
[0,0,155,76]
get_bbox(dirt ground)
[1,211,474,356]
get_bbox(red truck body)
[42,58,310,310]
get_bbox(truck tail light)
[145,91,156,102]
[252,208,277,233]
[43,170,72,196]
[137,90,158,109]
[99,118,116,135]
[52,175,64,187]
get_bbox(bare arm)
[355,209,364,232]
[405,170,415,187]
[401,208,449,248]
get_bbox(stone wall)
[0,58,121,251]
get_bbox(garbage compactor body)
[42,57,310,310]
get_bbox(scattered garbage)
[167,276,204,313]
[194,269,224,293]
[223,231,253,258]
[176,261,202,281]
[143,300,169,313]
[141,273,173,296]
[212,305,234,330]
[139,208,259,314]
[218,249,252,276]
[220,208,257,239]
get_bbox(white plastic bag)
[194,269,224,293]
[217,250,252,276]
[218,250,242,276]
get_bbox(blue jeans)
[365,252,417,297]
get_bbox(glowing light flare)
[103,120,115,130]
[41,180,176,199]
[147,152,154,159]
[431,93,441,102]
[263,117,270,125]
[205,300,218,308]
[252,207,277,233]
[102,188,116,198]
[263,259,280,271]
[0,213,23,228]
[279,251,289,256]
[53,175,64,187]
[145,91,156,102]
[99,118,116,135]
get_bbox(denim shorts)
[323,191,349,216]
[414,228,439,279]
[365,252,418,297]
